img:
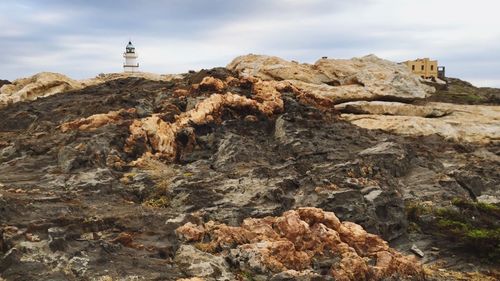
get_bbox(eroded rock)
[60,108,137,132]
[125,79,283,162]
[0,72,84,107]
[176,208,424,281]
[228,54,434,104]
[338,102,500,143]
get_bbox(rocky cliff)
[0,55,498,280]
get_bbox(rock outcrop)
[124,78,283,162]
[227,54,434,103]
[0,57,499,281]
[0,72,84,107]
[60,108,137,133]
[0,72,182,109]
[335,101,500,143]
[176,208,424,281]
[228,54,499,144]
[0,79,11,88]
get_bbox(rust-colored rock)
[199,76,226,92]
[176,222,205,242]
[176,207,424,281]
[125,78,283,162]
[60,108,136,132]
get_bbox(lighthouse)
[123,41,139,72]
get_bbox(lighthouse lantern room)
[123,41,139,72]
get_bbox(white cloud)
[1,0,499,87]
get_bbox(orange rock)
[176,207,424,281]
[125,78,283,162]
[60,108,136,132]
[176,222,205,242]
[199,76,225,92]
[173,89,189,97]
[111,232,134,247]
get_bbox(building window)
[421,65,424,70]
[412,65,415,71]
[431,65,434,71]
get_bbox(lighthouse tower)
[123,41,139,72]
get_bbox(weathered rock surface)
[124,78,283,162]
[227,54,434,103]
[176,208,424,281]
[0,72,182,108]
[0,57,498,280]
[0,72,84,107]
[0,80,11,88]
[336,101,500,143]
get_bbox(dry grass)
[139,157,177,193]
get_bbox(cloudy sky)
[1,0,499,87]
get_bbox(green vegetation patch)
[406,198,500,263]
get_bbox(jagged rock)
[359,142,411,177]
[48,227,67,251]
[0,72,181,109]
[176,208,424,281]
[228,54,434,104]
[174,245,235,281]
[0,61,498,280]
[125,79,283,162]
[410,244,425,258]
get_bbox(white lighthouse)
[123,41,139,72]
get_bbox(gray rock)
[68,256,89,277]
[174,245,235,281]
[48,227,67,252]
[410,244,425,258]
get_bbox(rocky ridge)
[0,72,180,109]
[0,54,498,280]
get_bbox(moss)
[406,198,500,263]
[437,219,468,232]
[452,198,500,213]
[142,196,169,208]
[466,228,494,239]
[405,202,432,221]
[239,271,256,281]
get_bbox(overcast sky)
[1,0,499,87]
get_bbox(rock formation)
[60,108,137,133]
[0,72,181,109]
[176,208,424,281]
[227,54,434,103]
[124,78,283,162]
[335,101,500,143]
[0,72,84,107]
[229,54,499,144]
[0,56,498,281]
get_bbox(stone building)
[403,58,442,79]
